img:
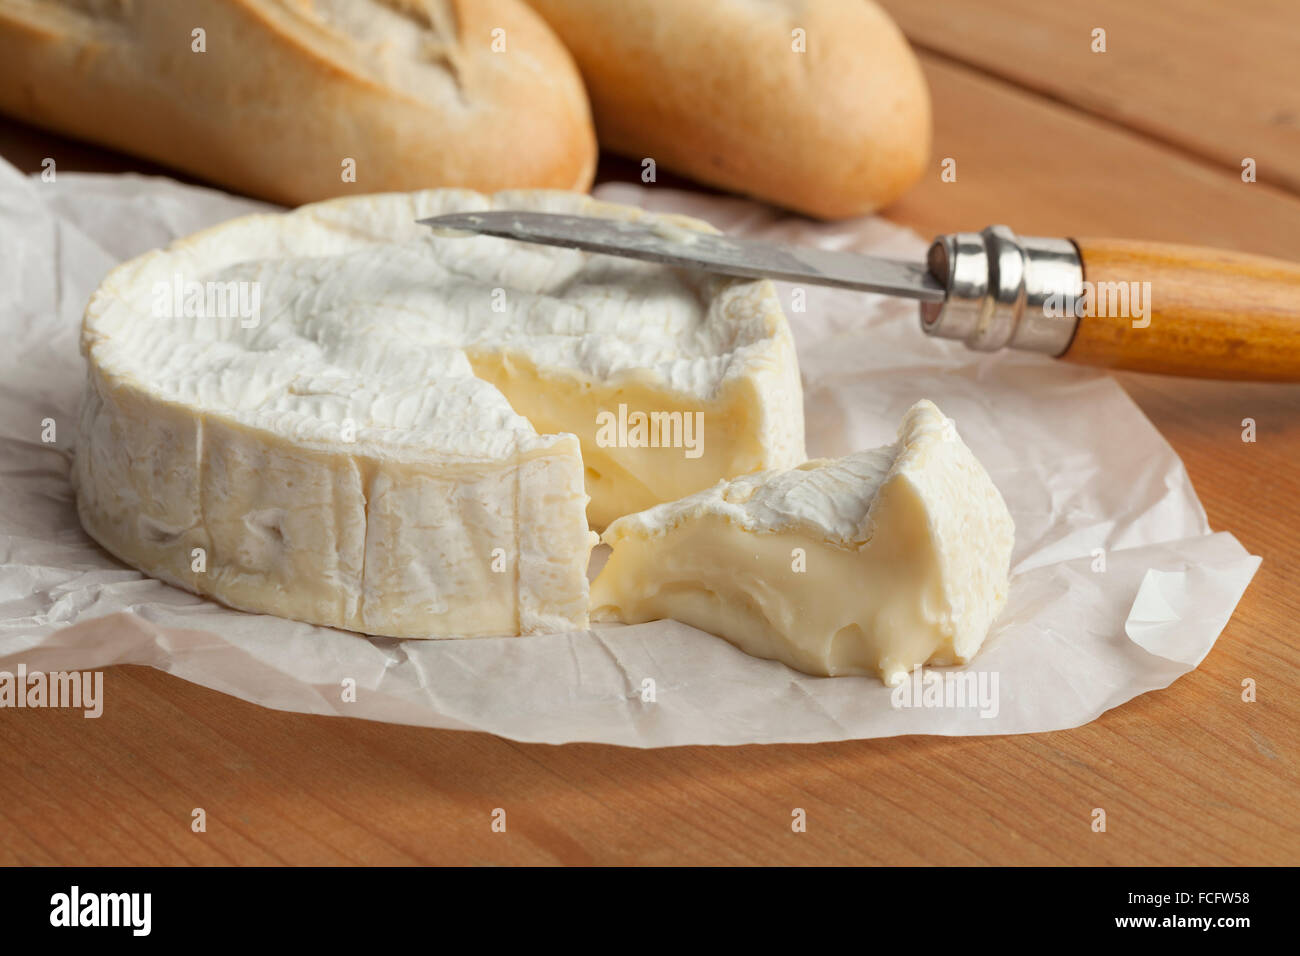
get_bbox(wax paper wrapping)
[0,158,1260,746]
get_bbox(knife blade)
[417,211,947,303]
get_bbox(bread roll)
[0,0,596,204]
[525,0,930,219]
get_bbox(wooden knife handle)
[1061,239,1300,380]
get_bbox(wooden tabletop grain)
[1,0,1297,866]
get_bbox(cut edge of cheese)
[590,400,1016,684]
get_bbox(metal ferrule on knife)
[920,226,1083,356]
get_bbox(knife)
[418,212,1300,381]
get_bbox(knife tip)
[416,213,482,238]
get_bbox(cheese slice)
[590,401,1015,684]
[74,189,804,638]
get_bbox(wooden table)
[2,0,1296,865]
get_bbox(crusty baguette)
[0,0,596,204]
[524,0,930,219]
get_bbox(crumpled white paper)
[0,157,1260,746]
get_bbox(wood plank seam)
[908,41,1300,201]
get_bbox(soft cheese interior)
[74,190,804,637]
[590,401,1015,684]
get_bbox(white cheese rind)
[590,400,1015,683]
[74,189,804,637]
